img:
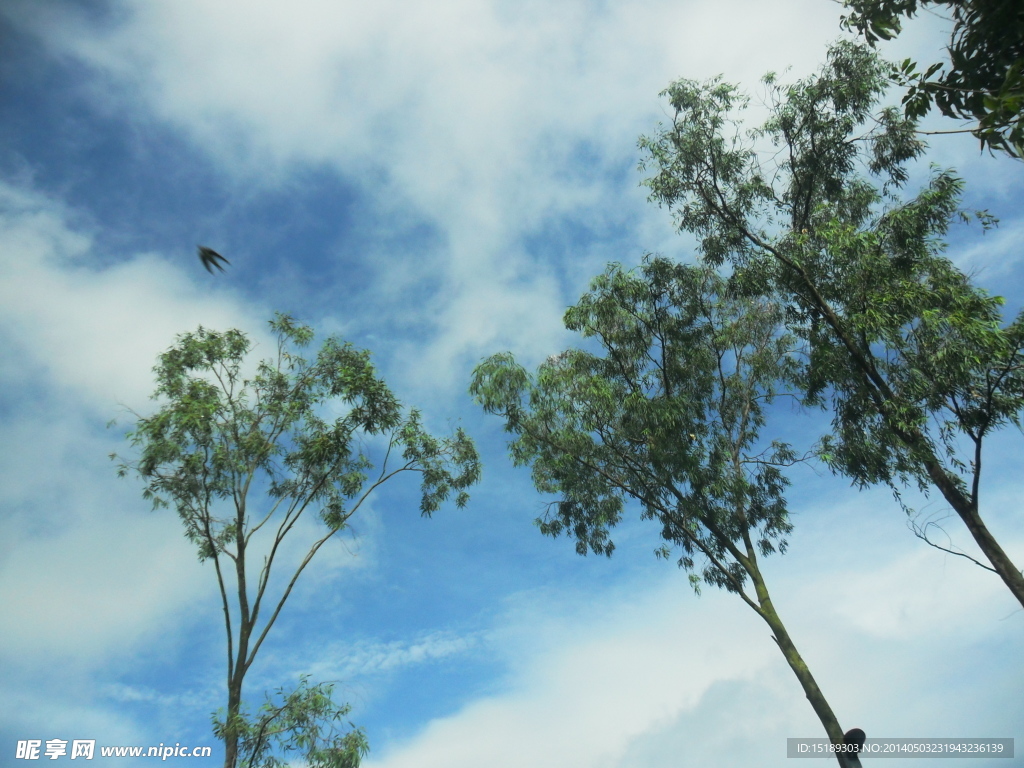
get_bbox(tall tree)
[638,41,1024,607]
[113,314,480,768]
[472,257,862,767]
[838,0,1024,158]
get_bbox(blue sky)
[1,1,1022,766]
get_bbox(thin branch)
[243,460,421,672]
[908,515,997,573]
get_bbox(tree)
[638,41,1024,607]
[112,314,480,768]
[213,676,368,768]
[472,257,862,767]
[838,0,1024,158]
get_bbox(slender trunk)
[224,625,249,767]
[223,632,249,767]
[920,456,1024,609]
[225,515,251,768]
[748,565,861,768]
[223,671,243,768]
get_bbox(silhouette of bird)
[197,246,229,274]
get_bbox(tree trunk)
[225,513,252,768]
[921,456,1024,609]
[763,235,1024,610]
[223,673,242,768]
[749,568,861,768]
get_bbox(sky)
[1,1,1022,766]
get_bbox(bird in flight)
[197,245,230,274]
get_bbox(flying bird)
[197,245,230,274]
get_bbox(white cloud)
[8,0,989,399]
[0,399,213,669]
[354,489,1022,768]
[0,172,446,734]
[0,176,277,713]
[0,179,268,413]
[2,2,1021,764]
[313,630,483,680]
[9,0,863,396]
[363,574,777,768]
[0,504,207,665]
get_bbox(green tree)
[472,258,862,767]
[213,676,368,768]
[112,314,480,768]
[638,41,1024,607]
[838,0,1024,157]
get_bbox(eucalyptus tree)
[472,257,862,767]
[639,41,1024,608]
[838,0,1024,158]
[113,313,480,768]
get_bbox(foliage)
[116,314,479,533]
[112,313,480,767]
[638,40,1024,606]
[472,258,864,763]
[472,257,801,599]
[840,0,1024,157]
[213,676,369,768]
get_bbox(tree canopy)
[473,259,799,584]
[840,0,1024,157]
[472,258,862,765]
[214,676,369,768]
[638,40,1024,607]
[114,313,480,768]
